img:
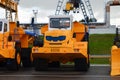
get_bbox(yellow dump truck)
[32,15,89,71]
[0,19,32,70]
[111,27,120,76]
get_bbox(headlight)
[33,48,39,52]
[59,36,66,41]
[46,36,52,41]
[74,49,79,52]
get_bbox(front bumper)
[32,47,88,63]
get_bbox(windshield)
[50,18,70,28]
[0,22,2,31]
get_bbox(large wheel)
[34,58,48,71]
[6,51,21,71]
[87,55,90,68]
[21,48,32,67]
[48,61,60,68]
[74,58,88,71]
[0,60,6,67]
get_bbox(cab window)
[4,23,7,32]
[50,18,70,29]
[0,22,2,31]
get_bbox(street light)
[33,10,38,23]
[32,10,39,35]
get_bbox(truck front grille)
[46,36,66,42]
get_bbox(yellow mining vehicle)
[111,27,120,76]
[0,19,33,70]
[32,15,89,71]
[0,0,33,70]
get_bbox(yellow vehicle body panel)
[41,25,48,34]
[0,22,27,60]
[73,21,86,41]
[9,22,29,48]
[0,48,15,59]
[0,29,15,59]
[32,42,88,63]
[0,41,15,59]
[20,34,29,48]
[111,45,120,76]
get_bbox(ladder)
[84,0,96,22]
[55,0,64,15]
[79,0,88,23]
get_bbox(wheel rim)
[17,53,21,65]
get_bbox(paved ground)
[0,65,119,80]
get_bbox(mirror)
[17,21,20,27]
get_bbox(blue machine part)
[46,36,66,42]
[25,30,36,36]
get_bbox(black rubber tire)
[6,51,21,71]
[87,54,90,68]
[6,59,18,71]
[48,61,60,68]
[34,58,48,71]
[74,58,88,71]
[0,61,6,67]
[21,48,32,67]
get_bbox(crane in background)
[55,0,96,23]
[2,0,19,21]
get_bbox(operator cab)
[48,15,73,30]
[0,19,9,33]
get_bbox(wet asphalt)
[0,65,118,80]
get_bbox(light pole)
[32,10,39,35]
[33,10,38,24]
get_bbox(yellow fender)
[111,45,120,76]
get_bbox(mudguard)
[111,45,120,76]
